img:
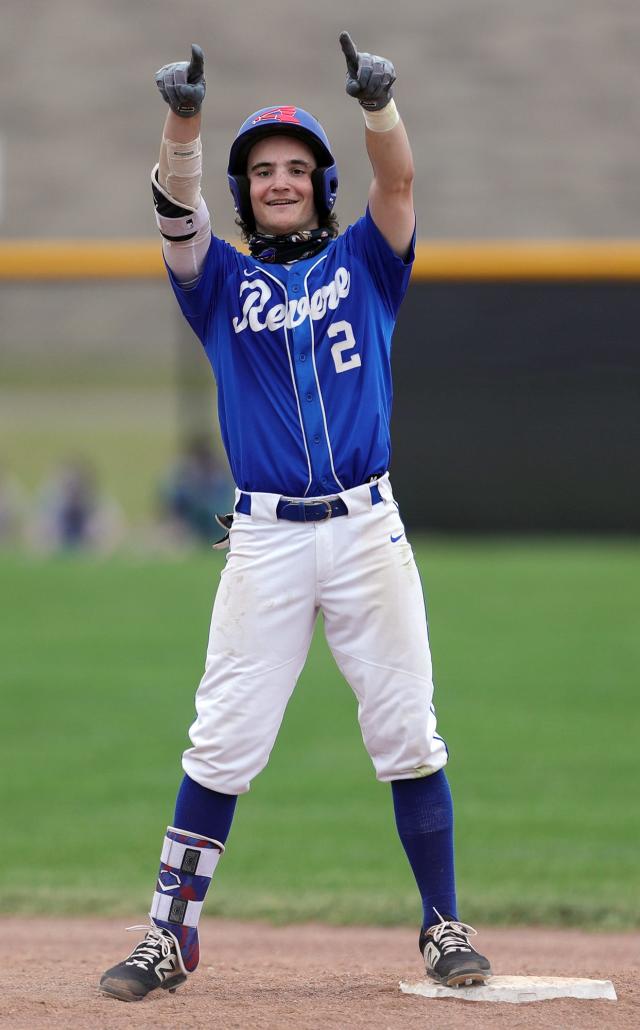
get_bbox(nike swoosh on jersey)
[390,532,405,543]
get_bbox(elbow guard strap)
[151,165,210,241]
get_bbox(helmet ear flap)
[228,173,255,230]
[311,164,338,219]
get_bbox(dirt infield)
[0,917,637,1029]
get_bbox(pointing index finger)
[187,43,204,82]
[339,31,359,76]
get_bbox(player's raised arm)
[339,31,415,258]
[152,44,211,284]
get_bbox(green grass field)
[1,540,638,929]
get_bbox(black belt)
[235,482,382,522]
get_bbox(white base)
[399,975,617,1004]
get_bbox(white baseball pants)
[182,475,448,794]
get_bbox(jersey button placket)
[288,271,334,491]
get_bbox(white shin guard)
[149,825,224,973]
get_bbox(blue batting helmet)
[227,106,338,230]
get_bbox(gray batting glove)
[339,31,395,111]
[155,44,206,118]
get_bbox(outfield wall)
[391,281,640,531]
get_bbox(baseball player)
[99,33,491,1002]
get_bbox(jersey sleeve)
[165,234,237,346]
[343,206,416,317]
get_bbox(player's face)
[247,136,318,236]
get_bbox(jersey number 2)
[329,320,361,374]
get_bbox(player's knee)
[365,726,448,782]
[182,747,270,796]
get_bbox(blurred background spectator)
[158,435,234,546]
[28,458,124,553]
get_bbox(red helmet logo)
[252,106,301,125]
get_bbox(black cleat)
[99,924,187,1002]
[419,910,491,987]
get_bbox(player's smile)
[247,136,319,236]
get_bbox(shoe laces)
[124,924,174,970]
[428,908,478,955]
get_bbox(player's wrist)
[361,99,400,132]
[164,109,202,144]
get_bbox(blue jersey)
[168,206,415,497]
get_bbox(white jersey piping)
[303,253,345,492]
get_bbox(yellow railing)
[0,241,165,280]
[2,239,640,281]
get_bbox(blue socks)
[174,773,237,844]
[391,770,457,928]
[173,771,456,934]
